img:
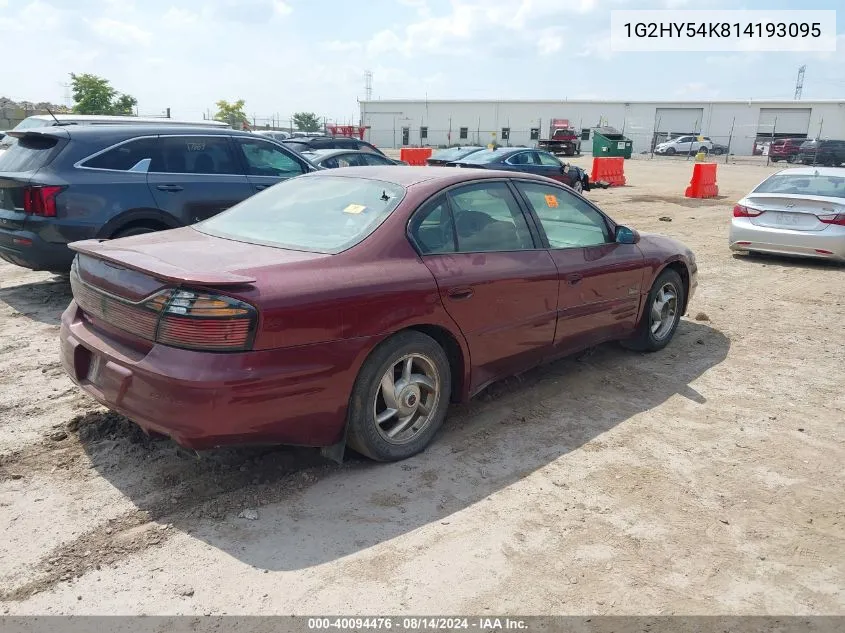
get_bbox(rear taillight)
[154,290,256,351]
[71,260,257,352]
[23,185,65,217]
[733,204,762,218]
[818,213,845,227]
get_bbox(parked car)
[0,114,228,153]
[301,149,404,169]
[447,147,590,193]
[60,166,696,462]
[256,130,291,142]
[282,136,386,157]
[0,125,315,272]
[768,138,805,162]
[709,142,729,156]
[793,139,845,167]
[654,135,713,156]
[426,146,485,166]
[729,167,845,262]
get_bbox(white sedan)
[729,167,845,262]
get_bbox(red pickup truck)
[537,119,581,156]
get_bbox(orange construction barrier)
[684,163,719,198]
[399,147,433,166]
[590,157,626,186]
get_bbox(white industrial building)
[359,99,845,156]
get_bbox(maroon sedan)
[60,167,697,462]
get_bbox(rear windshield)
[457,149,511,164]
[0,117,54,149]
[196,175,405,254]
[754,173,845,198]
[431,147,482,161]
[0,134,61,172]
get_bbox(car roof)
[16,125,253,139]
[773,167,845,177]
[22,114,228,126]
[299,165,554,187]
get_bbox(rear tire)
[571,180,583,194]
[621,269,685,353]
[346,331,451,462]
[713,148,724,156]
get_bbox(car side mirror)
[615,225,640,244]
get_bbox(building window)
[459,127,468,140]
[501,127,510,140]
[420,126,428,140]
[402,127,410,145]
[581,128,591,141]
[530,128,539,141]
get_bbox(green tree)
[214,99,248,127]
[70,73,137,115]
[293,112,321,132]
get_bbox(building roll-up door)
[757,108,811,136]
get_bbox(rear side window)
[82,137,159,171]
[151,136,240,175]
[0,135,61,172]
[409,197,456,254]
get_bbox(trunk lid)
[70,226,330,296]
[744,194,842,231]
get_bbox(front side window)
[447,182,534,252]
[236,138,304,177]
[515,182,610,248]
[151,136,239,174]
[82,137,159,171]
[197,176,405,254]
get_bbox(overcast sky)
[1,0,842,125]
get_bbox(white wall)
[360,100,845,156]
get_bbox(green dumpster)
[592,126,633,159]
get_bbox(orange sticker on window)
[544,194,559,208]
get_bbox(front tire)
[346,331,451,462]
[622,269,685,353]
[665,147,676,156]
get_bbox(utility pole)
[794,65,806,100]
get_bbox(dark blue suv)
[0,125,316,272]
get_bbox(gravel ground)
[0,158,843,615]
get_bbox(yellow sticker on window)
[343,204,367,215]
[544,194,559,208]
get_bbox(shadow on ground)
[0,277,71,326]
[55,321,730,575]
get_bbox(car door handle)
[566,273,583,285]
[255,183,271,190]
[447,287,474,301]
[156,184,184,192]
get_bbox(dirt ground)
[0,158,843,615]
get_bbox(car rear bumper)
[0,226,76,271]
[60,301,377,450]
[729,218,845,261]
